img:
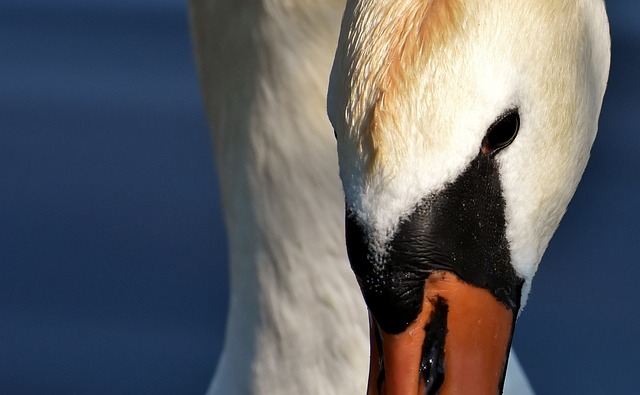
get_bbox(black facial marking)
[346,152,524,335]
[346,214,427,334]
[421,297,448,395]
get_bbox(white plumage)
[190,2,368,394]
[189,0,610,394]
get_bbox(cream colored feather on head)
[329,0,610,301]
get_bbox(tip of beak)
[366,271,516,395]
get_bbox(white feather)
[189,1,368,394]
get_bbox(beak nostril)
[420,296,448,395]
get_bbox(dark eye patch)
[482,109,520,155]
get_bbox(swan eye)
[482,110,520,155]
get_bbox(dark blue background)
[1,2,638,394]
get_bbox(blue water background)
[1,2,638,394]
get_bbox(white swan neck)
[189,2,369,394]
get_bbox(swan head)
[328,0,610,393]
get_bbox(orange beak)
[365,271,515,395]
[344,151,525,394]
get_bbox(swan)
[188,0,609,394]
[327,0,610,394]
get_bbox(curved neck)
[189,1,368,394]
